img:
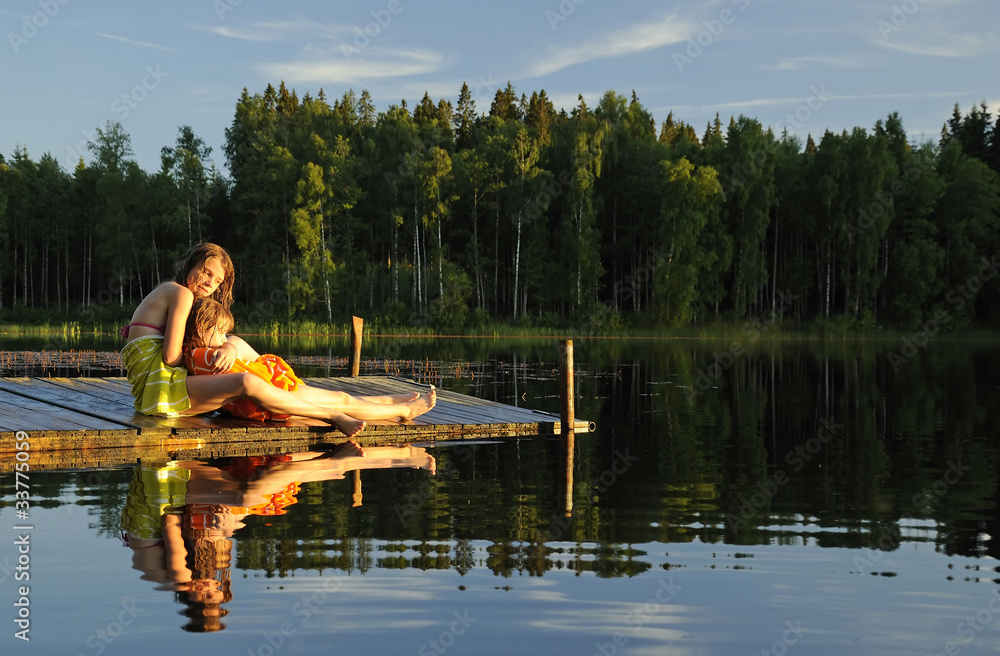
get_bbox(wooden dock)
[0,376,593,472]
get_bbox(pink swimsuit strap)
[120,322,167,339]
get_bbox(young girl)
[181,296,434,427]
[120,243,435,437]
[182,297,301,421]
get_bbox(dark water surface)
[2,335,1000,655]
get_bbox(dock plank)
[0,375,593,472]
[0,388,125,431]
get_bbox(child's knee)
[238,372,263,395]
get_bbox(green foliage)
[430,260,472,333]
[1,88,999,333]
[653,157,722,325]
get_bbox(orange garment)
[184,347,304,421]
[231,482,301,516]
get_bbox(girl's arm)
[162,285,194,367]
[211,340,239,373]
[211,334,259,374]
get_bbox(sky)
[2,0,997,174]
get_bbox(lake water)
[2,334,1000,655]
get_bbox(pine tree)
[488,82,519,122]
[453,83,477,151]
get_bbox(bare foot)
[331,415,366,438]
[326,441,365,458]
[400,388,436,420]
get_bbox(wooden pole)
[559,339,575,513]
[563,428,575,514]
[348,316,363,377]
[559,339,574,433]
[352,470,363,507]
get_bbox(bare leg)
[359,391,420,404]
[298,382,420,405]
[184,373,366,437]
[226,335,261,361]
[292,385,436,421]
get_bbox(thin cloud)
[208,26,277,42]
[878,34,996,57]
[872,14,997,57]
[765,54,872,70]
[666,90,970,114]
[207,18,351,42]
[526,13,694,78]
[258,49,447,85]
[95,33,181,52]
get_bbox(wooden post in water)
[352,470,363,507]
[559,339,575,513]
[563,427,575,514]
[559,340,574,432]
[348,316,364,377]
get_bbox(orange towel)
[184,347,304,421]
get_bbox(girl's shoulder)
[152,281,193,300]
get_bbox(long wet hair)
[176,521,233,633]
[184,297,235,349]
[173,243,235,310]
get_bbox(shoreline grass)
[1,320,996,342]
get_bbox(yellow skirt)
[120,464,190,540]
[121,335,191,416]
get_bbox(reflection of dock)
[0,376,593,472]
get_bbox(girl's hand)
[211,342,238,373]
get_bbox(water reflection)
[119,444,435,631]
[5,336,1000,651]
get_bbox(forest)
[1,82,998,332]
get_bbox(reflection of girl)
[170,512,234,633]
[121,466,238,632]
[120,446,436,631]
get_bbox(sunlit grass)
[0,316,995,341]
[0,322,87,335]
